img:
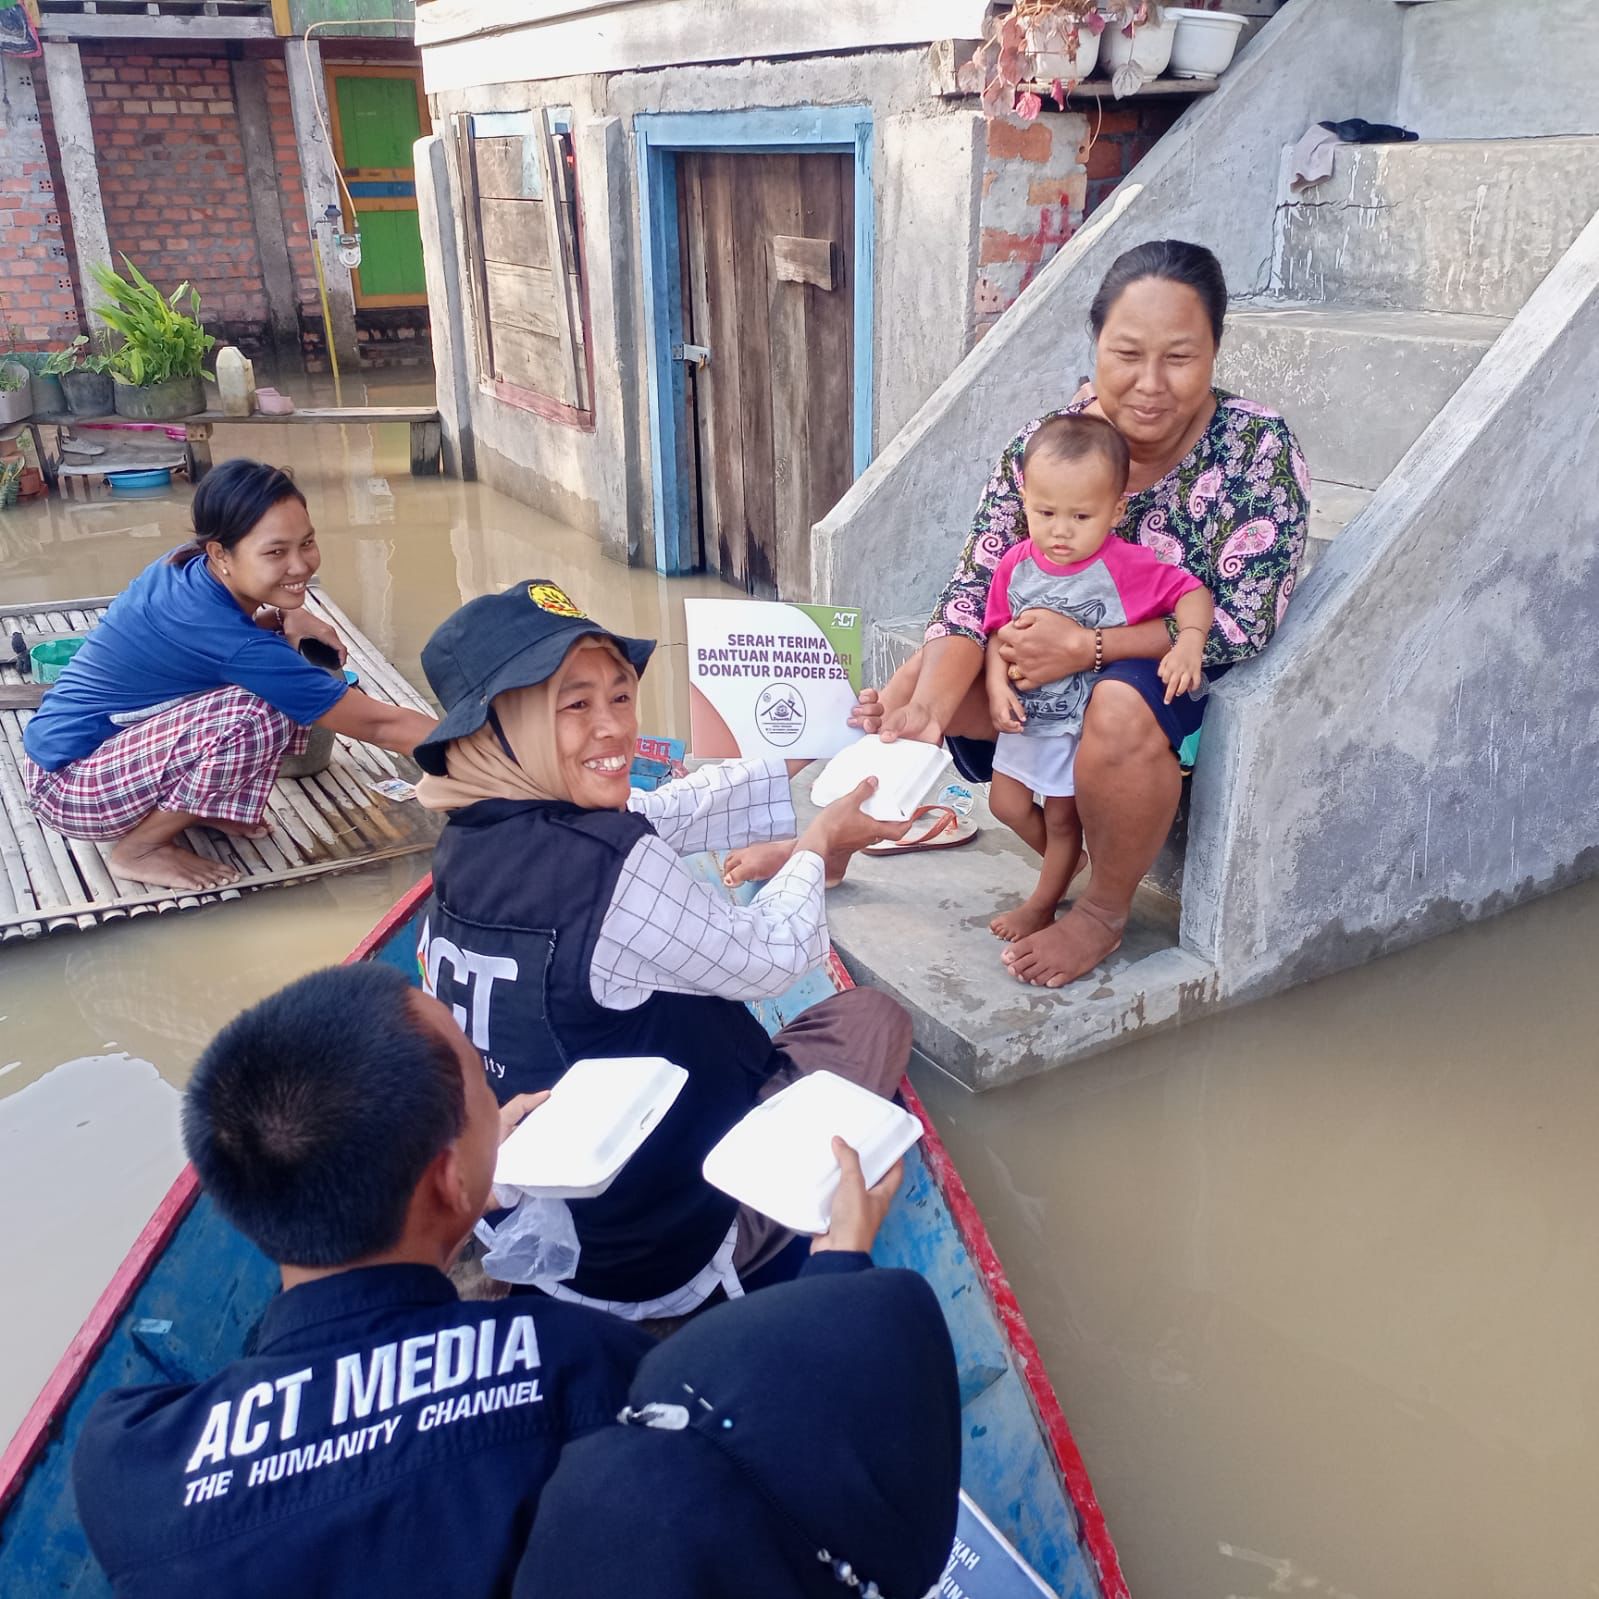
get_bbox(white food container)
[1166,7,1247,78]
[809,734,949,822]
[494,1056,687,1200]
[702,1071,923,1236]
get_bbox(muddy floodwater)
[3,393,1597,1598]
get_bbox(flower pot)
[61,369,115,417]
[1100,15,1177,82]
[29,371,66,417]
[1027,19,1102,82]
[0,363,32,426]
[113,373,206,421]
[1166,7,1248,78]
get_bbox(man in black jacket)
[70,964,654,1599]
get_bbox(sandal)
[862,804,979,857]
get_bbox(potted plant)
[42,334,118,418]
[0,360,30,427]
[89,259,216,421]
[959,1,1166,118]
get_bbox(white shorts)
[991,730,1079,798]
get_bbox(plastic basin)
[1167,7,1247,78]
[31,636,86,683]
[109,468,173,496]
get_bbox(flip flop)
[863,804,979,857]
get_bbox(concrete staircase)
[815,0,1599,1090]
[1223,135,1599,573]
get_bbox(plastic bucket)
[31,636,86,683]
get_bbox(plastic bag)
[475,1191,581,1286]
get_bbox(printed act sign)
[685,599,862,760]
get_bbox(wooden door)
[326,66,431,308]
[678,152,854,597]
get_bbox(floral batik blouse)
[927,392,1311,667]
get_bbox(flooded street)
[913,873,1599,1599]
[3,393,1597,1596]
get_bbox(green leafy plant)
[0,365,26,393]
[40,334,119,376]
[89,258,216,387]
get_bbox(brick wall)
[974,110,1090,341]
[970,98,1189,342]
[0,62,79,347]
[78,45,269,347]
[1081,101,1186,216]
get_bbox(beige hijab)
[416,639,631,812]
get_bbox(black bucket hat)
[414,579,655,777]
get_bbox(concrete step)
[1300,478,1374,575]
[1216,302,1505,491]
[792,767,1218,1091]
[1277,137,1599,319]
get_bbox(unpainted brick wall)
[973,109,1090,341]
[78,45,268,342]
[0,63,80,347]
[971,100,1187,340]
[1082,101,1186,216]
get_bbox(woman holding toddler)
[731,239,1310,990]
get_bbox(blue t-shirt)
[23,552,349,771]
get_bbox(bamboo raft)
[0,589,441,942]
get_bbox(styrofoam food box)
[702,1071,922,1235]
[494,1056,687,1200]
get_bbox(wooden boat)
[0,873,1127,1599]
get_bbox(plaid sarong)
[24,685,309,842]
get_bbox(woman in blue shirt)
[22,459,436,891]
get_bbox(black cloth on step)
[1319,117,1419,144]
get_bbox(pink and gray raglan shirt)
[983,537,1204,737]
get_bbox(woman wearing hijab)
[414,579,915,1321]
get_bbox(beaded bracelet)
[1092,627,1104,673]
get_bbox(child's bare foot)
[108,838,243,891]
[200,817,273,839]
[989,901,1058,942]
[723,839,849,890]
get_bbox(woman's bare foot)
[108,838,243,891]
[1002,900,1124,988]
[723,839,848,890]
[989,900,1058,942]
[200,817,272,839]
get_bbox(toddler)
[984,414,1213,942]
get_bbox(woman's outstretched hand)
[852,689,946,747]
[281,605,348,666]
[847,686,884,734]
[997,609,1094,691]
[799,777,913,862]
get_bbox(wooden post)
[184,422,214,485]
[231,55,303,372]
[284,38,359,370]
[42,43,115,336]
[409,418,441,476]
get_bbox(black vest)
[425,799,778,1302]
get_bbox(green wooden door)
[328,68,429,306]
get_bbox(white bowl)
[1028,17,1102,81]
[1166,7,1247,79]
[1100,14,1177,79]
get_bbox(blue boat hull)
[0,876,1123,1599]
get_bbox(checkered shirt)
[591,759,827,1009]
